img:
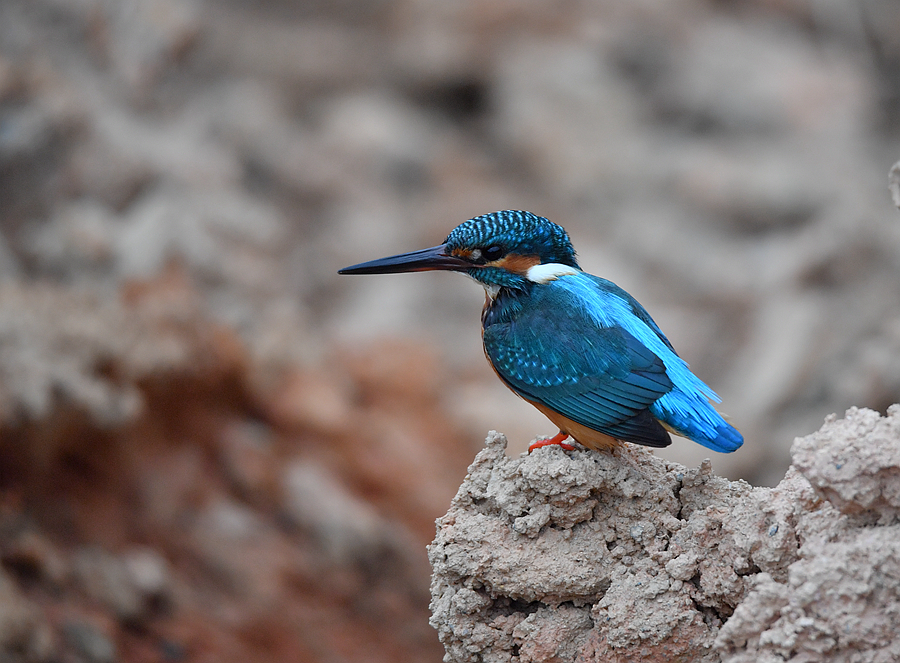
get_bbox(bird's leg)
[528,431,576,452]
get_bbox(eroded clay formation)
[430,406,900,663]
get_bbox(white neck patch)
[526,262,579,284]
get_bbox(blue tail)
[692,420,743,453]
[650,391,743,453]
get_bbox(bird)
[338,210,742,454]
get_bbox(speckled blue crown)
[445,211,579,267]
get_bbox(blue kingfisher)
[339,210,743,454]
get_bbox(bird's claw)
[528,432,576,453]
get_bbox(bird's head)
[339,211,580,293]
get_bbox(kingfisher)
[339,211,742,454]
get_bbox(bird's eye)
[483,245,504,261]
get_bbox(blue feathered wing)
[482,291,675,447]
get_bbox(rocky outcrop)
[429,407,900,662]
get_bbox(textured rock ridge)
[429,406,900,662]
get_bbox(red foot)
[528,432,576,453]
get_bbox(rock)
[719,526,900,663]
[429,433,774,661]
[791,406,900,524]
[430,408,900,662]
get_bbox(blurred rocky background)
[0,0,899,661]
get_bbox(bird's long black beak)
[338,244,471,275]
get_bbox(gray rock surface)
[430,406,900,662]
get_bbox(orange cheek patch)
[496,254,540,274]
[451,248,474,260]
